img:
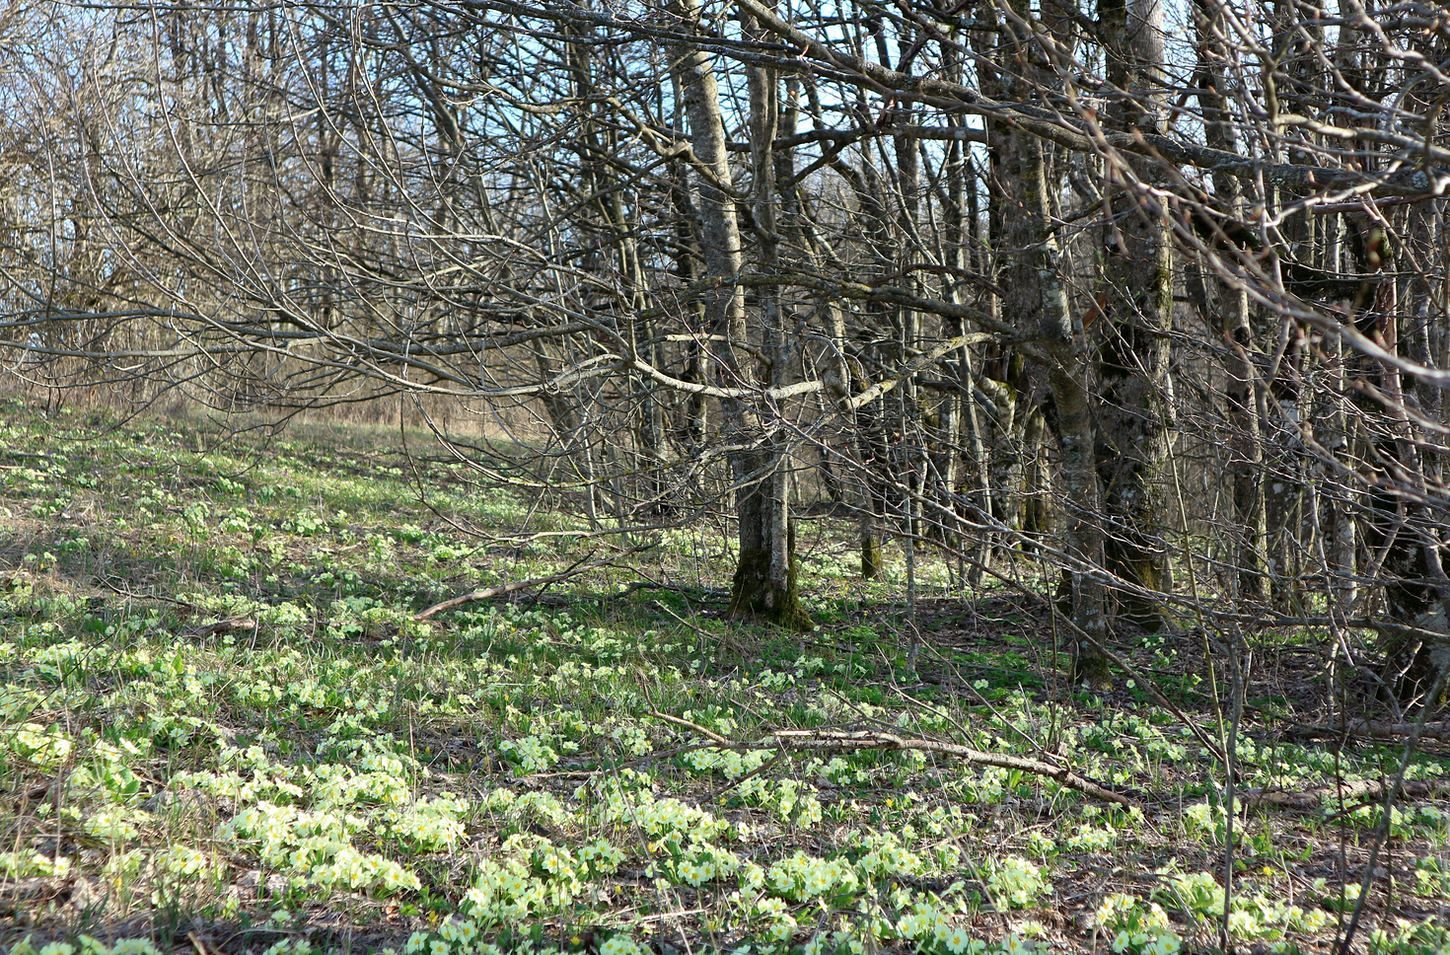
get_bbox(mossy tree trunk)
[728,458,812,630]
[988,0,1111,682]
[1347,216,1450,699]
[738,4,813,632]
[669,0,813,632]
[1095,0,1174,632]
[860,521,884,580]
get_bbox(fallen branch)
[185,617,257,638]
[764,729,1136,807]
[415,550,630,621]
[605,580,727,602]
[1072,625,1227,763]
[1287,720,1450,745]
[97,575,206,609]
[646,711,732,746]
[1242,778,1450,811]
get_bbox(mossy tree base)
[860,534,883,580]
[1055,571,1114,688]
[729,546,814,632]
[1105,545,1168,633]
[1380,610,1449,705]
[1071,647,1113,689]
[1114,592,1165,632]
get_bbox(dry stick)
[1242,778,1450,812]
[646,710,1135,807]
[99,578,259,639]
[894,682,1048,763]
[802,413,1216,765]
[1163,412,1239,951]
[1223,635,1248,952]
[646,710,732,747]
[764,729,1136,807]
[1288,720,1450,744]
[413,549,637,621]
[606,579,726,602]
[97,575,205,609]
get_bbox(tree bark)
[1193,0,1269,604]
[992,3,1111,682]
[1096,0,1175,631]
[670,0,809,629]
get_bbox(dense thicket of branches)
[4,0,1450,702]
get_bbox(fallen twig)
[184,617,257,638]
[1242,777,1450,811]
[764,728,1136,807]
[1287,720,1450,745]
[415,549,636,620]
[643,713,1134,807]
[646,710,732,746]
[1072,625,1227,763]
[97,575,205,609]
[605,579,726,602]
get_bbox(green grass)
[1,400,1448,955]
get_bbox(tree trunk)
[1096,0,1175,631]
[670,0,809,629]
[1193,0,1269,604]
[992,5,1111,681]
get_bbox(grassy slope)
[0,400,1447,955]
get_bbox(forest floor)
[1,399,1448,955]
